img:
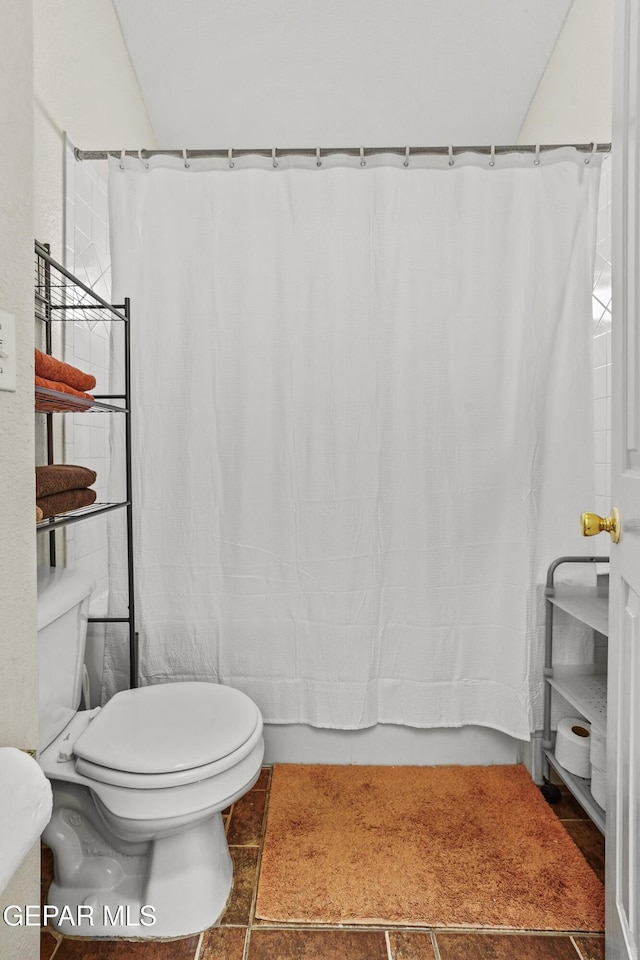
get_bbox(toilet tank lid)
[36,567,95,630]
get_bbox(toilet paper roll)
[590,726,606,770]
[591,764,607,810]
[555,717,591,778]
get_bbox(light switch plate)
[0,310,16,392]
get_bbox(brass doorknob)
[581,507,621,543]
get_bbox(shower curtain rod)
[75,142,611,162]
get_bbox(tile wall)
[591,156,612,671]
[62,138,112,608]
[593,155,612,537]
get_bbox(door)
[608,1,640,957]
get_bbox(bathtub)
[86,599,524,769]
[262,723,521,766]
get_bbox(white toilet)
[37,566,264,939]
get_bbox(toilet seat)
[85,739,265,832]
[76,719,263,790]
[39,702,265,831]
[73,682,262,789]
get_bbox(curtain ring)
[489,145,495,167]
[404,146,410,167]
[448,145,454,166]
[585,141,597,164]
[138,149,149,170]
[119,149,126,171]
[272,147,278,168]
[534,144,541,166]
[228,147,235,169]
[316,147,322,167]
[360,145,366,166]
[183,148,190,169]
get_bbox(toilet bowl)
[37,567,265,938]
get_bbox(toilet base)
[43,782,233,938]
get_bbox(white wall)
[113,0,572,148]
[33,0,157,262]
[518,0,614,550]
[31,0,157,708]
[0,2,38,955]
[517,0,614,145]
[0,0,36,750]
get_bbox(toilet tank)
[37,567,95,752]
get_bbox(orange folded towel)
[35,375,95,410]
[35,349,96,392]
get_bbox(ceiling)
[112,0,573,148]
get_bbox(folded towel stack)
[36,464,97,521]
[35,349,96,410]
[37,489,96,519]
[35,350,96,392]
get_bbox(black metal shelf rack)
[34,241,137,688]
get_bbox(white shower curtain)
[106,149,601,740]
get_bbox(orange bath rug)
[255,763,604,931]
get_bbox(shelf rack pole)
[123,297,138,688]
[41,244,57,566]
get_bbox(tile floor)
[40,769,605,960]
